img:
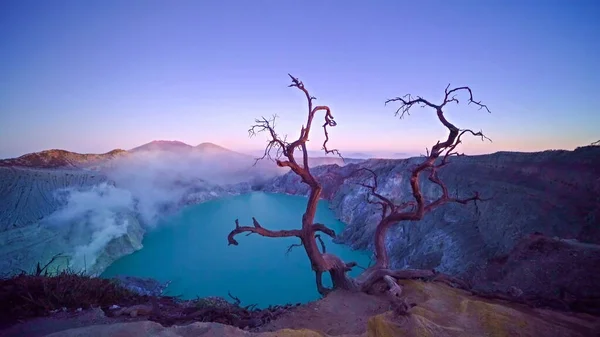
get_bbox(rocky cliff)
[262,146,600,304]
[0,167,143,275]
[0,167,109,231]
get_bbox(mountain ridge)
[0,149,128,169]
[0,141,240,169]
[129,140,193,153]
[0,140,365,169]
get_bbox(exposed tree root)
[383,275,403,297]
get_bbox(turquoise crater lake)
[101,192,371,307]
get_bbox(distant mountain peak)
[196,142,227,150]
[129,140,193,152]
[149,140,190,145]
[195,142,249,157]
[0,140,256,169]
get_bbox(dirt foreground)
[2,280,599,337]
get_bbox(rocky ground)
[1,279,598,337]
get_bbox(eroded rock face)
[263,147,600,279]
[0,167,109,231]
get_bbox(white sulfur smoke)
[39,146,284,273]
[45,183,136,272]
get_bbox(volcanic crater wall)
[263,146,600,280]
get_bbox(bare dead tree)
[227,74,356,295]
[226,76,491,298]
[350,84,492,269]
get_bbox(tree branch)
[315,234,327,253]
[286,74,343,161]
[286,232,330,255]
[349,168,395,211]
[312,223,336,238]
[441,84,491,113]
[285,240,303,256]
[248,115,289,165]
[346,168,416,221]
[227,218,301,246]
[385,95,439,119]
[249,74,343,172]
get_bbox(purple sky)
[1,0,598,159]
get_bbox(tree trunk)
[374,218,393,268]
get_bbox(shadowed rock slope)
[0,167,109,231]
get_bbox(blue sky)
[1,0,598,159]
